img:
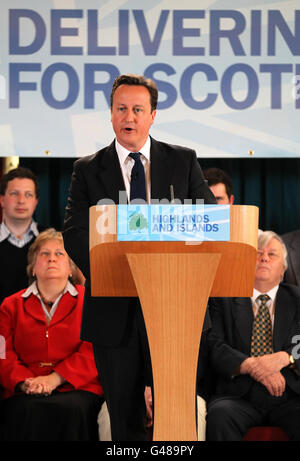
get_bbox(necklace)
[37,285,65,312]
[41,297,54,308]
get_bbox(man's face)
[255,238,285,288]
[209,183,234,204]
[111,84,156,152]
[0,178,38,222]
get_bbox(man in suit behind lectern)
[63,74,216,441]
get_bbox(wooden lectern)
[89,205,258,441]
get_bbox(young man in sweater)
[0,167,41,304]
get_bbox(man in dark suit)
[206,230,300,441]
[63,74,216,441]
[282,229,300,286]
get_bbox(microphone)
[170,185,175,203]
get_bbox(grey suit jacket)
[208,284,300,398]
[63,137,216,346]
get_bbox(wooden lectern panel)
[89,205,258,297]
[127,252,221,441]
[89,204,259,441]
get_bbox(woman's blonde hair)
[27,228,77,285]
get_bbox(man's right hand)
[239,357,286,396]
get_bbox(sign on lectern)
[89,204,259,441]
[117,204,230,241]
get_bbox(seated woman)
[0,228,104,441]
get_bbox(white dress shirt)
[115,137,151,203]
[0,220,39,248]
[251,285,279,330]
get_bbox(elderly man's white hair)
[258,229,288,271]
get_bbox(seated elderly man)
[206,230,300,441]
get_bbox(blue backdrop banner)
[1,0,299,158]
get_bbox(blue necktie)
[129,152,146,203]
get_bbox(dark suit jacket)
[0,223,45,305]
[208,283,300,398]
[282,230,300,286]
[63,137,216,347]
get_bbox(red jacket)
[0,285,103,399]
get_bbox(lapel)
[96,137,178,202]
[96,141,127,204]
[273,285,295,351]
[24,293,78,327]
[50,292,78,327]
[232,297,254,353]
[150,137,175,201]
[24,295,46,324]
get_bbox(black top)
[0,237,35,305]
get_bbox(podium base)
[127,252,221,441]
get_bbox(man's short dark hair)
[110,74,158,112]
[0,167,40,198]
[203,168,233,199]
